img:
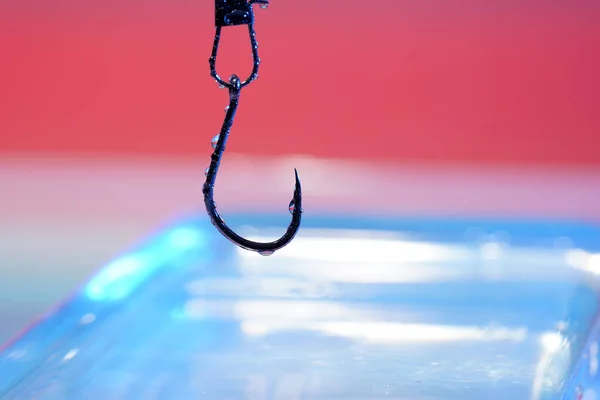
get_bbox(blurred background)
[0,0,599,344]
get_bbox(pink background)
[1,0,599,165]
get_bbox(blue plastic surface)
[1,214,600,399]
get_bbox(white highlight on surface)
[183,299,526,345]
[238,234,468,264]
[233,228,578,284]
[235,229,475,283]
[241,321,527,344]
[186,277,330,299]
[540,332,563,353]
[531,332,570,400]
[6,351,25,360]
[565,250,600,274]
[63,349,79,361]
[80,314,96,325]
[480,241,504,260]
[590,342,598,378]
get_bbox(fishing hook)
[203,0,303,255]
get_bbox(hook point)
[294,168,300,184]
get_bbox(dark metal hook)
[203,1,303,255]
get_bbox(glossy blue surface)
[1,214,600,399]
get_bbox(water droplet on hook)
[218,84,225,89]
[259,250,274,256]
[224,105,230,113]
[204,167,210,176]
[288,200,295,214]
[259,2,269,9]
[211,134,220,149]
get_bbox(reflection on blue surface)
[1,215,600,399]
[85,226,208,302]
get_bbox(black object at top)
[215,0,269,27]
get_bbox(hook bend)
[202,75,303,255]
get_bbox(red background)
[1,0,599,165]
